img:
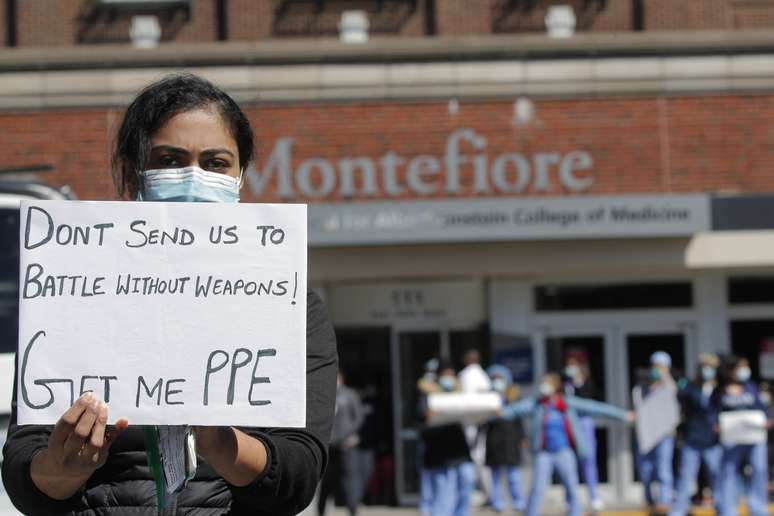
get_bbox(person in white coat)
[458,349,492,503]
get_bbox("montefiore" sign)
[246,128,594,199]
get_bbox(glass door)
[391,327,448,505]
[544,332,615,492]
[545,333,609,484]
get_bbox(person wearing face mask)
[417,358,441,516]
[633,351,678,514]
[483,365,526,513]
[561,356,605,512]
[1,74,338,516]
[669,353,722,516]
[419,361,475,516]
[710,356,771,516]
[502,373,633,516]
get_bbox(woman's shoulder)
[306,289,329,330]
[305,289,337,357]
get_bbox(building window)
[728,276,774,304]
[272,0,417,37]
[491,0,607,34]
[534,282,693,311]
[0,207,19,354]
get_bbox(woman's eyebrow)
[201,147,236,158]
[151,145,189,154]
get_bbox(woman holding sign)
[2,74,338,515]
[711,356,770,516]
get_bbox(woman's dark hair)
[718,354,745,387]
[112,74,254,198]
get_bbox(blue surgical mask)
[564,366,580,379]
[439,376,456,392]
[701,366,716,381]
[492,378,508,393]
[735,367,751,383]
[649,367,662,381]
[138,166,241,203]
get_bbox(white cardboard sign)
[633,385,680,454]
[17,200,307,427]
[719,410,768,445]
[427,392,502,426]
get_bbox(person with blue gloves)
[484,365,526,513]
[562,356,605,512]
[634,351,677,513]
[502,372,633,516]
[669,353,722,516]
[711,356,771,516]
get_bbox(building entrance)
[534,320,693,502]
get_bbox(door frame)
[531,311,697,502]
[390,322,451,506]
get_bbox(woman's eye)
[159,155,180,167]
[205,159,229,171]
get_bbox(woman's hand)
[30,392,128,500]
[193,426,268,487]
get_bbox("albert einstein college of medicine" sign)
[245,128,594,198]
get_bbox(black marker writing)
[24,205,114,250]
[23,263,106,298]
[256,225,285,246]
[125,220,195,248]
[203,348,277,406]
[209,225,239,244]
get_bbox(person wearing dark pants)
[318,372,365,516]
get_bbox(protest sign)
[719,410,768,445]
[427,392,502,426]
[17,200,307,427]
[633,385,679,454]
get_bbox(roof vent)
[545,5,576,38]
[129,15,161,48]
[339,10,369,44]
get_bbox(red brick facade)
[8,0,774,47]
[4,93,773,202]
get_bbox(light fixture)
[129,15,161,48]
[545,5,576,38]
[339,10,369,44]
[513,97,535,125]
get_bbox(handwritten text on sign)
[17,200,307,427]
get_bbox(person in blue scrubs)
[711,356,771,516]
[502,373,632,516]
[634,351,677,512]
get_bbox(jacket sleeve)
[568,396,628,421]
[501,397,535,419]
[229,290,338,516]
[1,355,86,515]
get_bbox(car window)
[0,207,19,355]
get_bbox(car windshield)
[0,207,19,354]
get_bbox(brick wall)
[9,0,774,47]
[2,94,773,202]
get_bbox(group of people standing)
[416,349,772,516]
[636,352,771,516]
[416,350,631,516]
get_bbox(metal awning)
[686,230,774,269]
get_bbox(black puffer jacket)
[2,290,338,516]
